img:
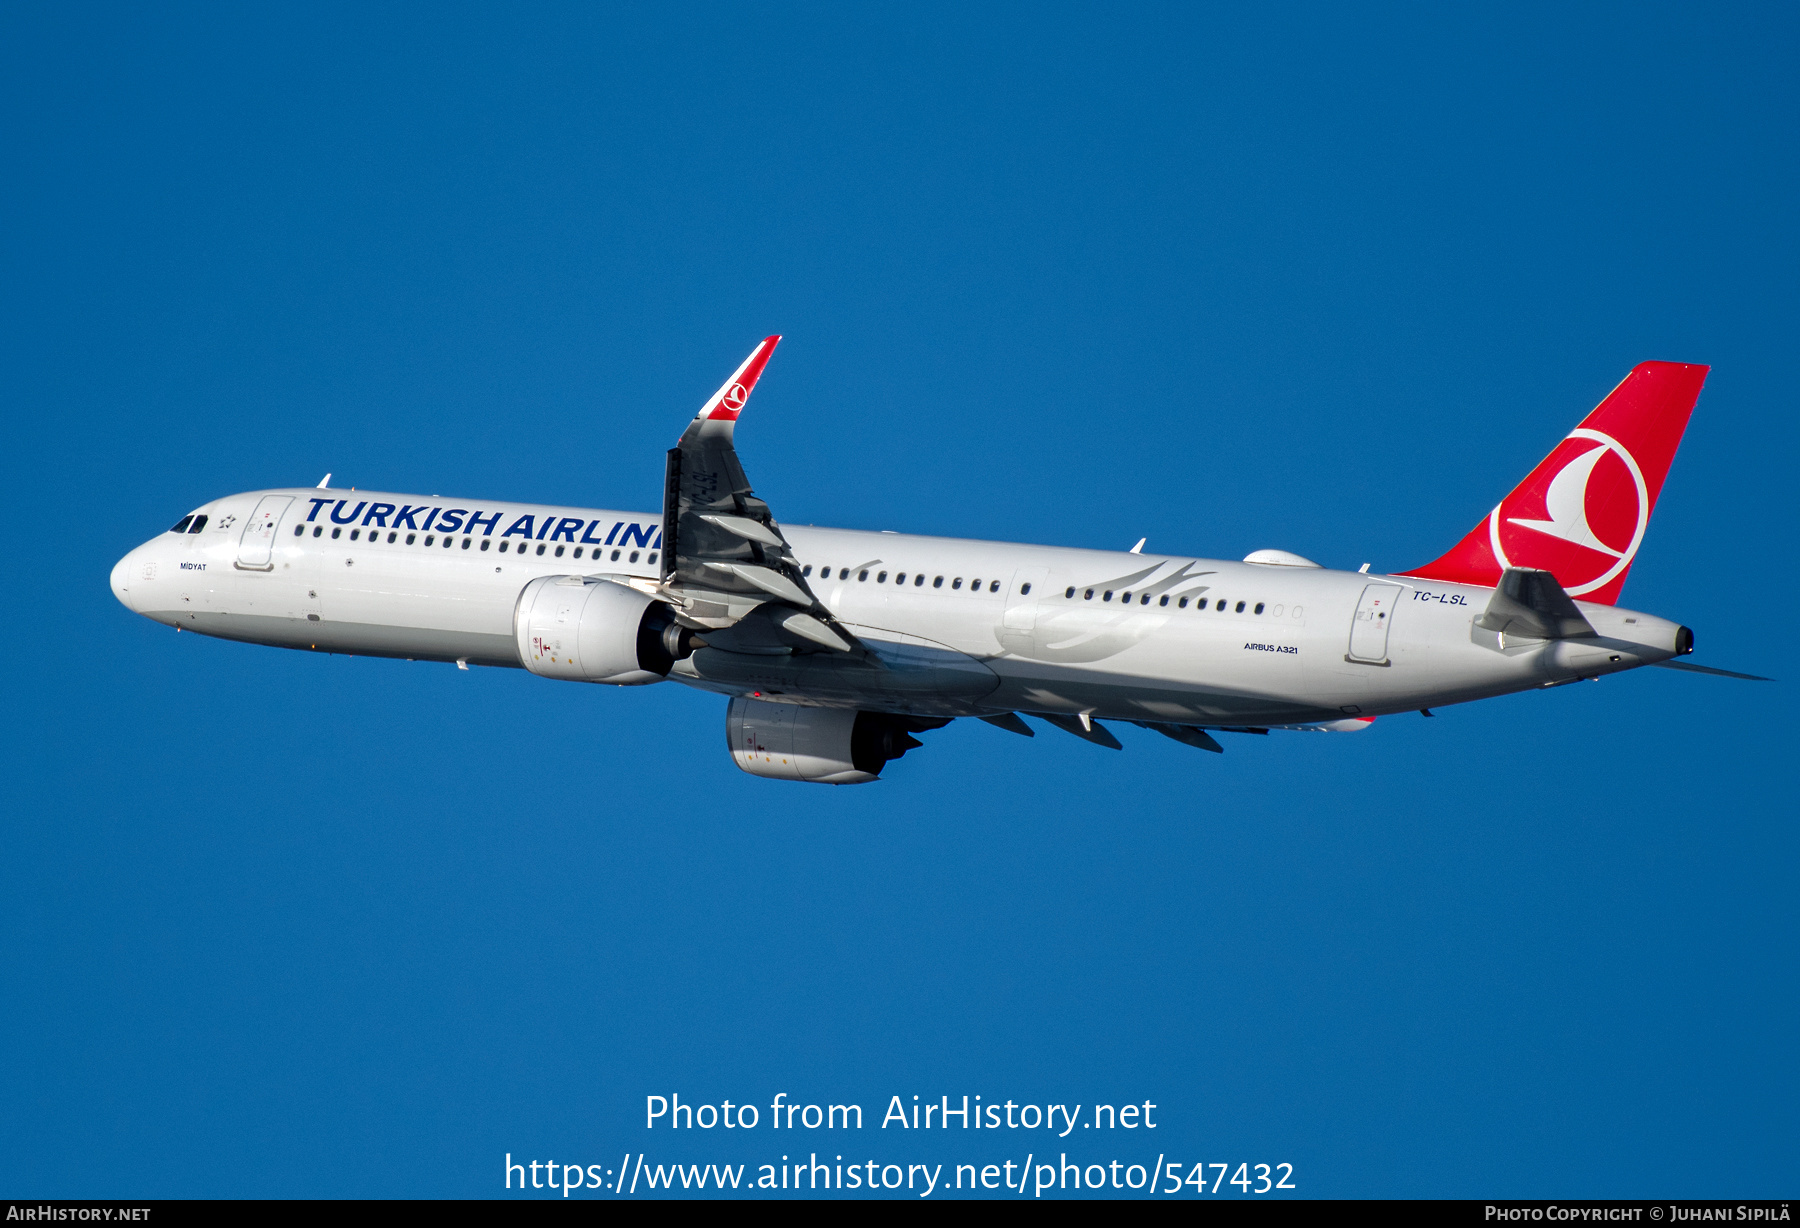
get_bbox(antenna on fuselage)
[1130,538,1146,554]
[317,474,332,488]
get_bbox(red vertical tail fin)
[1398,361,1708,605]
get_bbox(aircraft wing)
[657,337,864,656]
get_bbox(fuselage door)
[236,495,294,571]
[1346,582,1402,665]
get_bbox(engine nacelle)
[514,575,681,685]
[726,697,937,785]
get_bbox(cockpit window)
[187,515,208,534]
[170,515,194,534]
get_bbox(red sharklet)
[704,335,782,421]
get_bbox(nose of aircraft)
[110,546,140,612]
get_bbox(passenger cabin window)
[628,550,639,563]
[1235,600,1246,612]
[461,537,471,549]
[648,552,658,564]
[314,526,323,537]
[859,570,869,581]
[989,580,1000,592]
[612,549,622,561]
[480,539,490,551]
[953,578,963,589]
[877,571,887,583]
[914,574,924,586]
[555,545,565,557]
[293,525,303,537]
[1254,602,1265,614]
[333,528,343,539]
[933,576,944,588]
[802,565,812,576]
[350,529,361,541]
[1216,599,1226,611]
[1065,586,1075,598]
[1020,582,1031,595]
[170,515,195,534]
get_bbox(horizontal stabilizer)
[1477,568,1596,640]
[980,713,1036,737]
[1040,713,1123,749]
[1650,660,1772,681]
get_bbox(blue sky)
[2,3,1794,1198]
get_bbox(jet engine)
[726,697,946,784]
[514,575,694,684]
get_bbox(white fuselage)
[110,486,1688,726]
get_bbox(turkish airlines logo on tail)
[1507,444,1625,557]
[720,382,749,412]
[1487,428,1648,596]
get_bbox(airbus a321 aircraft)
[111,339,1763,783]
